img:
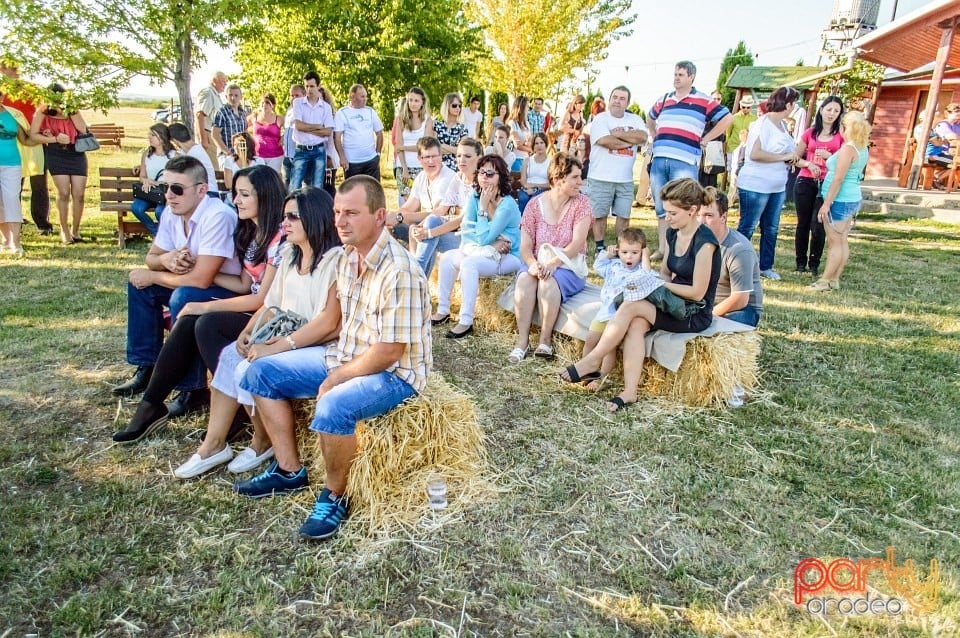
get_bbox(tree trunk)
[174,30,194,137]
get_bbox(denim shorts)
[828,200,860,224]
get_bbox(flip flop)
[560,364,599,384]
[606,396,635,413]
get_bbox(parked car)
[152,104,182,123]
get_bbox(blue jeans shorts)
[239,346,416,436]
[828,200,860,225]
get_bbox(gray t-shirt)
[718,229,763,315]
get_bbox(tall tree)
[0,0,243,133]
[232,0,482,125]
[716,41,754,109]
[465,0,634,98]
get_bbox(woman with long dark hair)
[131,123,178,235]
[112,165,287,444]
[793,96,843,277]
[173,186,343,478]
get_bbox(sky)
[125,0,933,109]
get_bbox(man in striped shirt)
[648,61,732,258]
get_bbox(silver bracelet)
[285,335,297,350]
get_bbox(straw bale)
[640,330,762,407]
[296,373,492,534]
[429,272,515,334]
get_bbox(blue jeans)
[131,198,163,236]
[649,156,699,218]
[240,347,416,436]
[736,188,785,271]
[415,215,461,277]
[126,283,237,390]
[289,145,326,190]
[723,306,761,327]
[517,188,546,213]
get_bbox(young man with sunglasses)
[111,156,241,429]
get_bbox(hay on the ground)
[429,272,515,334]
[297,373,491,534]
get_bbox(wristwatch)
[396,212,404,224]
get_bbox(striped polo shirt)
[649,88,730,166]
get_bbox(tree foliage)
[465,0,634,98]
[716,41,754,109]
[824,54,885,109]
[232,0,482,125]
[0,0,243,131]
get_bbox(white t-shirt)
[463,108,483,138]
[334,105,383,163]
[409,165,456,211]
[186,144,219,193]
[264,245,343,319]
[736,115,797,194]
[586,110,647,183]
[153,195,240,275]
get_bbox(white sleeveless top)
[400,120,426,169]
[526,154,549,184]
[144,150,177,180]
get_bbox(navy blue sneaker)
[232,460,307,498]
[299,488,350,540]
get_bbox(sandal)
[533,344,554,359]
[507,346,528,364]
[559,364,599,384]
[606,395,636,413]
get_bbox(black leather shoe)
[111,365,154,397]
[430,314,451,326]
[445,324,474,339]
[166,388,211,419]
[112,401,169,443]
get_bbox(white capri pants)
[436,250,523,325]
[210,341,256,407]
[0,165,23,223]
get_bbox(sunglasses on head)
[284,211,301,221]
[159,182,203,195]
[478,169,497,177]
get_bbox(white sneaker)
[760,269,781,280]
[174,446,233,479]
[227,446,275,473]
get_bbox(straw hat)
[739,94,756,108]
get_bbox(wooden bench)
[99,167,226,248]
[88,124,125,147]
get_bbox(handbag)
[703,140,726,175]
[133,181,166,206]
[74,133,100,152]
[250,306,307,344]
[646,287,705,320]
[537,243,588,278]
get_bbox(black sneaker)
[112,401,169,443]
[166,388,211,419]
[233,460,308,498]
[299,488,350,540]
[111,365,154,397]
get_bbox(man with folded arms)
[289,71,334,189]
[111,156,240,441]
[234,175,431,541]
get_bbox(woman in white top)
[518,132,552,212]
[393,87,435,204]
[506,96,532,171]
[735,86,800,281]
[173,187,343,479]
[131,123,179,236]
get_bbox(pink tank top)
[43,115,79,144]
[252,117,283,159]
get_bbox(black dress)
[652,224,720,333]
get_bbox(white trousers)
[437,249,523,325]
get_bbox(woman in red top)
[793,96,844,277]
[30,84,91,244]
[248,93,284,174]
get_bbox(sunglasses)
[451,103,462,108]
[284,211,301,221]
[159,182,204,195]
[478,169,498,177]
